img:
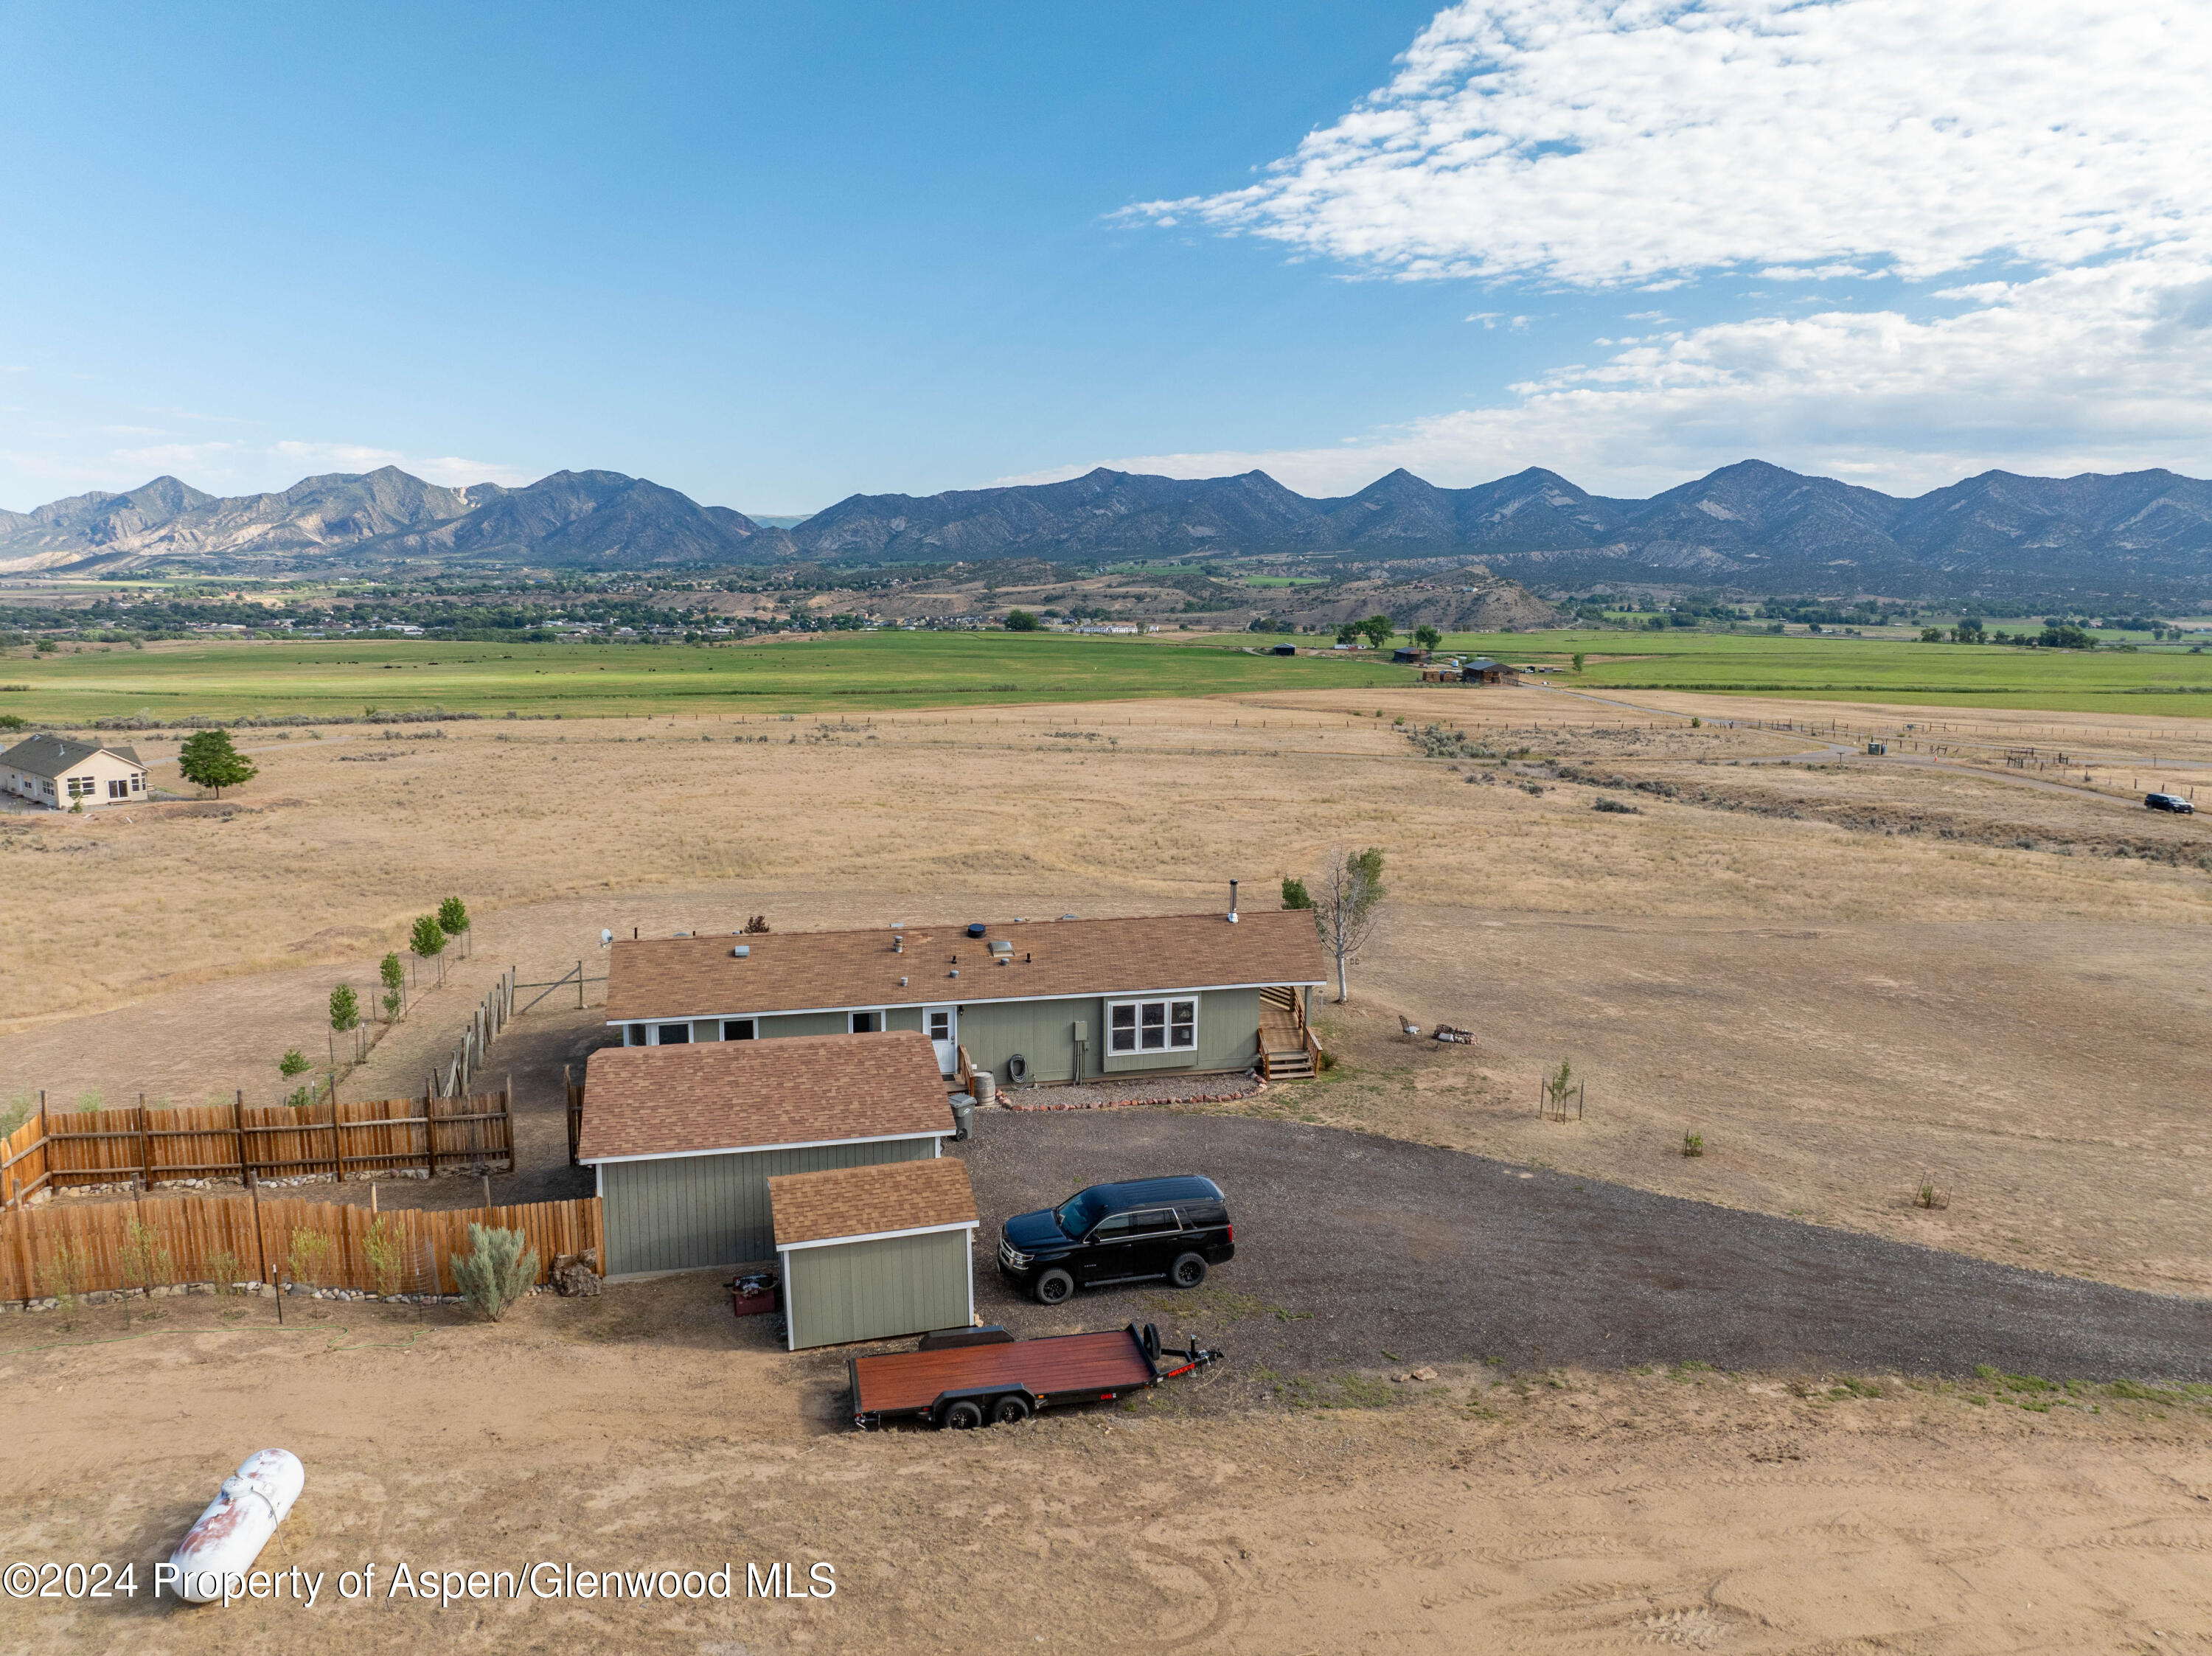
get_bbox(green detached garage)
[577,1030,958,1278]
[769,1157,979,1351]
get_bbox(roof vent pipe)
[892,935,903,953]
[731,944,749,959]
[1228,879,1239,923]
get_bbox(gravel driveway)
[950,1111,2212,1385]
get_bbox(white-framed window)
[849,1010,882,1033]
[1107,998,1197,1054]
[722,1018,756,1040]
[653,1022,691,1045]
[928,1010,952,1043]
[108,779,129,800]
[625,1023,647,1046]
[131,773,145,792]
[67,776,95,799]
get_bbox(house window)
[849,1011,881,1034]
[108,779,129,800]
[928,1011,951,1042]
[131,774,145,792]
[653,1023,690,1045]
[67,776,95,799]
[723,1018,756,1041]
[1107,998,1197,1053]
[625,1024,647,1046]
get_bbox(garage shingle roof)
[607,909,1326,1020]
[577,1031,951,1162]
[770,1156,978,1248]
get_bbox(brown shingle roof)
[0,735,145,778]
[770,1156,978,1248]
[606,909,1326,1021]
[577,1030,952,1162]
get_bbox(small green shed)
[578,1030,955,1277]
[770,1157,979,1351]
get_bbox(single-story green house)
[577,1030,956,1277]
[604,907,1327,1086]
[770,1157,978,1351]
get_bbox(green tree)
[1413,625,1442,652]
[437,896,470,959]
[1335,622,1360,646]
[1572,652,1586,674]
[1279,875,1312,911]
[279,1048,310,1080]
[1358,614,1395,650]
[329,983,361,1034]
[177,728,257,798]
[1003,608,1040,632]
[1310,846,1386,1003]
[409,914,447,960]
[379,950,406,1021]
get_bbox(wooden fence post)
[577,959,585,1010]
[234,1090,248,1184]
[328,1096,343,1185]
[139,1096,151,1192]
[423,1088,437,1180]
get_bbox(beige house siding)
[3,748,149,810]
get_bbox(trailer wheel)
[1034,1268,1075,1305]
[942,1399,985,1431]
[1169,1252,1208,1289]
[990,1394,1033,1426]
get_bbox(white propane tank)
[170,1450,305,1603]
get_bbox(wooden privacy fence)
[0,1090,513,1206]
[0,1192,602,1302]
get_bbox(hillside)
[8,457,2212,599]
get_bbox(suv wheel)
[991,1394,1033,1425]
[1169,1252,1208,1289]
[1034,1267,1075,1305]
[942,1399,985,1430]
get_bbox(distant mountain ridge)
[7,457,2211,597]
[0,466,779,574]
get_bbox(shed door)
[925,1006,957,1075]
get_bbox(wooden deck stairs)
[1258,986,1320,1081]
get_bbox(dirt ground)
[1,1279,2209,1654]
[8,683,2212,1651]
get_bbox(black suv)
[2145,791,2195,814]
[997,1175,1234,1305]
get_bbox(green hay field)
[1419,629,2212,715]
[0,631,1406,723]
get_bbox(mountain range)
[7,458,2212,598]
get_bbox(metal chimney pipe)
[1228,879,1239,922]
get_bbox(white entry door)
[925,1006,958,1076]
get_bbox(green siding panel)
[760,1011,849,1038]
[601,1138,936,1276]
[886,1006,925,1032]
[955,996,1102,1084]
[784,1228,973,1350]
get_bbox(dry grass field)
[1,1281,2208,1653]
[7,681,2212,1650]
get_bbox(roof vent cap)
[731,944,749,959]
[966,922,987,938]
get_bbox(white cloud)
[1130,1,2211,288]
[1107,0,2212,493]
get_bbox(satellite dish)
[599,928,613,949]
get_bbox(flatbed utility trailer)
[848,1323,1222,1430]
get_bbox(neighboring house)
[0,735,151,809]
[576,1030,958,1276]
[604,908,1328,1085]
[1461,658,1519,685]
[769,1157,978,1351]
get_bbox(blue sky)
[4,1,2209,513]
